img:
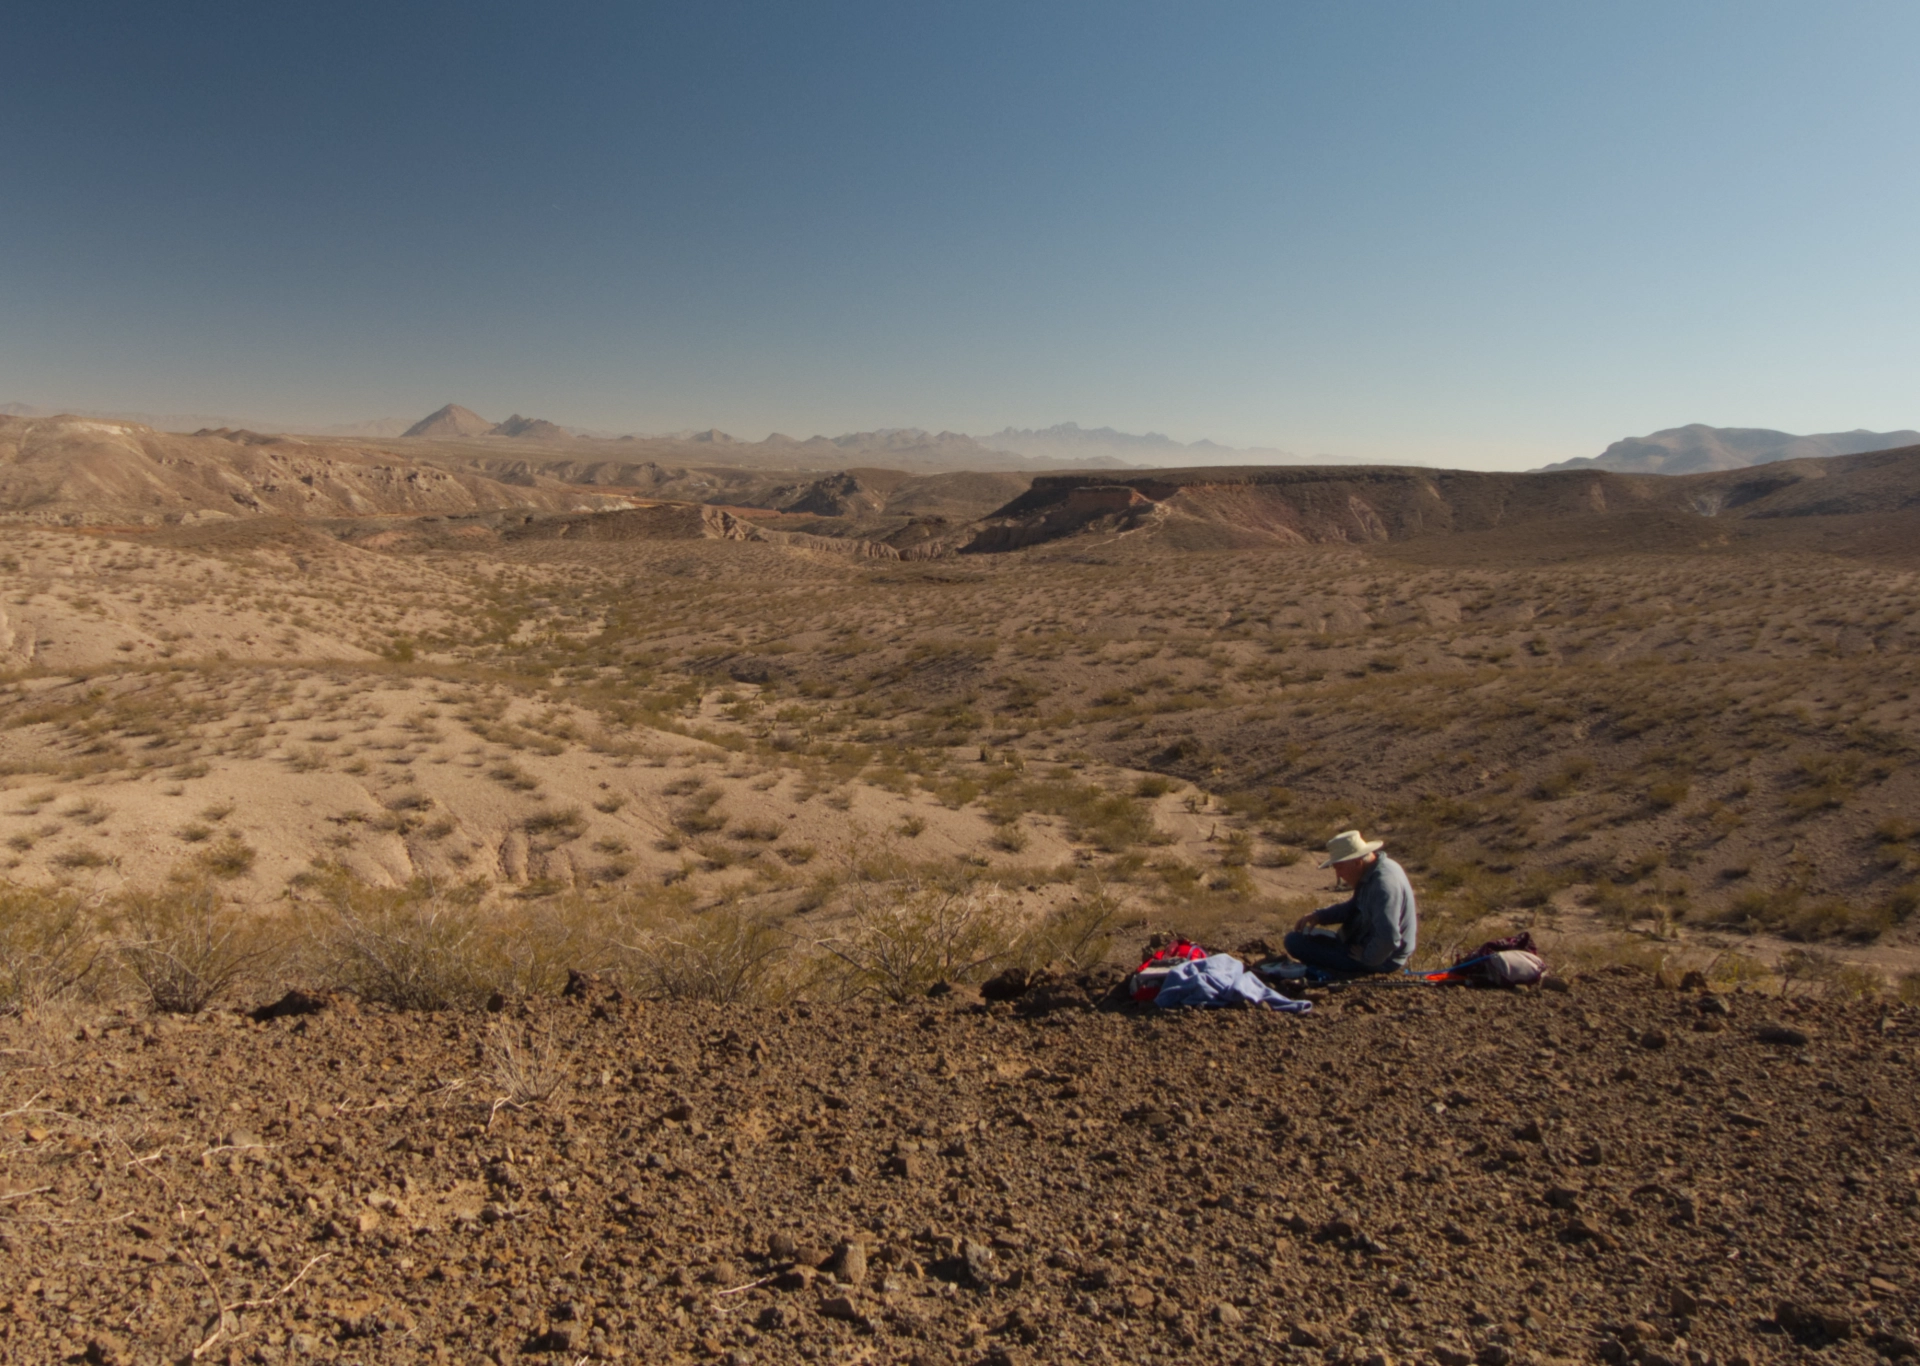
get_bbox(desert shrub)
[1707,885,1889,942]
[1135,775,1175,798]
[990,824,1030,853]
[1898,971,1920,1006]
[693,838,749,870]
[483,1024,568,1107]
[813,878,1022,1002]
[1784,753,1862,816]
[0,887,101,1013]
[198,836,257,879]
[1815,961,1883,1001]
[523,806,585,839]
[1533,757,1593,800]
[50,845,115,871]
[1646,779,1690,810]
[1704,949,1770,990]
[1873,816,1915,844]
[1880,881,1920,924]
[1256,842,1304,868]
[623,905,790,1004]
[672,786,728,834]
[301,874,500,1011]
[1019,885,1121,972]
[987,778,1160,852]
[115,882,276,1014]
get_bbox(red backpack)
[1130,938,1207,1003]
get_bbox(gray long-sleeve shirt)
[1311,853,1419,970]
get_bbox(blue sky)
[4,1,1918,468]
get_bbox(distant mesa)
[1543,424,1920,476]
[402,404,496,438]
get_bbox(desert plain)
[0,412,1915,1365]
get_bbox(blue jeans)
[1283,928,1386,976]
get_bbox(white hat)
[1319,829,1384,868]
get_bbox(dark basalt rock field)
[3,974,1915,1365]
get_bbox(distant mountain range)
[402,404,575,440]
[971,421,1363,468]
[1539,424,1920,475]
[14,401,1918,478]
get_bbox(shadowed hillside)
[957,449,1920,555]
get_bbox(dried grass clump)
[484,1024,568,1107]
[0,886,101,1014]
[298,873,501,1011]
[115,880,276,1014]
[1019,885,1121,973]
[623,904,791,1004]
[814,876,1024,1002]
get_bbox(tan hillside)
[0,415,631,525]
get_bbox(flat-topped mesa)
[1061,484,1157,515]
[957,449,1920,552]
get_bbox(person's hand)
[1292,912,1317,935]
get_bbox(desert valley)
[0,408,1915,1365]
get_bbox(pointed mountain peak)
[402,404,494,438]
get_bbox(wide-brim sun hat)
[1319,829,1385,868]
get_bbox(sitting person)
[1283,829,1418,975]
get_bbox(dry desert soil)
[3,973,1916,1366]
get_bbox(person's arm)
[1291,895,1354,936]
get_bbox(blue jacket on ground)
[1308,853,1418,970]
[1154,953,1312,1012]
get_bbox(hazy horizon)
[7,2,1920,470]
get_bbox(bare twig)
[187,1251,332,1360]
[0,1185,51,1202]
[716,1273,779,1296]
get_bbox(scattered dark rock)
[980,967,1032,1002]
[819,1294,865,1323]
[249,987,334,1022]
[831,1240,868,1286]
[1777,1299,1854,1341]
[1757,1024,1810,1047]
